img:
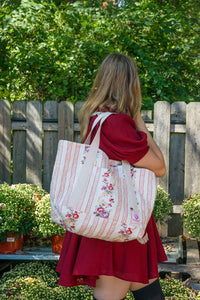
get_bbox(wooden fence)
[0,100,200,236]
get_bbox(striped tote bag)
[50,112,157,243]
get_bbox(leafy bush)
[0,262,200,299]
[0,183,47,242]
[160,278,200,299]
[153,186,172,224]
[183,193,200,240]
[0,0,199,108]
[33,194,65,237]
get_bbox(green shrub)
[33,194,65,237]
[183,193,200,240]
[160,278,199,299]
[0,262,200,299]
[0,0,199,107]
[153,186,173,224]
[0,183,47,242]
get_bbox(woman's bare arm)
[133,112,166,177]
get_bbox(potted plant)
[183,193,200,241]
[153,186,173,237]
[33,194,65,254]
[0,183,47,254]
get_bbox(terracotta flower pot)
[51,234,64,254]
[0,233,23,254]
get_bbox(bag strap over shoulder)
[85,112,113,145]
[67,112,113,208]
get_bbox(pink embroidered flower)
[132,213,139,222]
[102,211,109,218]
[73,213,79,219]
[104,172,109,177]
[101,186,107,190]
[108,184,113,191]
[126,229,132,235]
[71,225,75,228]
[65,213,72,218]
[130,171,134,177]
[97,207,104,213]
[119,230,125,234]
[109,198,114,202]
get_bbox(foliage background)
[0,0,199,109]
[0,261,200,299]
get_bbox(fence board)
[168,102,186,236]
[58,102,74,141]
[26,101,43,187]
[0,100,11,184]
[0,100,199,237]
[74,101,84,142]
[13,101,26,184]
[185,102,200,197]
[43,101,58,192]
[153,101,171,192]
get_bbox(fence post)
[185,102,200,197]
[58,101,74,141]
[153,101,170,192]
[0,100,11,184]
[153,101,170,237]
[43,101,58,192]
[168,102,186,236]
[13,101,26,184]
[26,101,43,187]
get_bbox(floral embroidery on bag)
[117,223,137,241]
[131,211,140,223]
[81,145,90,164]
[93,170,116,219]
[81,146,100,166]
[63,209,81,231]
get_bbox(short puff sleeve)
[88,113,149,164]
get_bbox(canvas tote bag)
[50,112,157,243]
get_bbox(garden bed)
[0,261,200,299]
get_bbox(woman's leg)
[130,278,165,300]
[93,275,131,300]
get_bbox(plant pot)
[51,234,64,254]
[0,233,23,254]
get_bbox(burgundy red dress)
[56,113,167,287]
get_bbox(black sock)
[132,279,165,300]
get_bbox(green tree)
[0,0,199,108]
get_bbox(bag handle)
[67,112,113,208]
[84,112,112,145]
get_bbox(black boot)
[132,279,165,300]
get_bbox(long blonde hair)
[79,53,142,142]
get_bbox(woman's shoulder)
[102,112,136,129]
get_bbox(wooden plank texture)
[169,102,186,204]
[185,102,200,197]
[26,101,43,186]
[13,101,26,184]
[186,239,200,264]
[74,101,84,142]
[168,102,186,236]
[0,100,11,184]
[153,101,171,192]
[158,263,200,281]
[43,101,58,192]
[58,101,74,141]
